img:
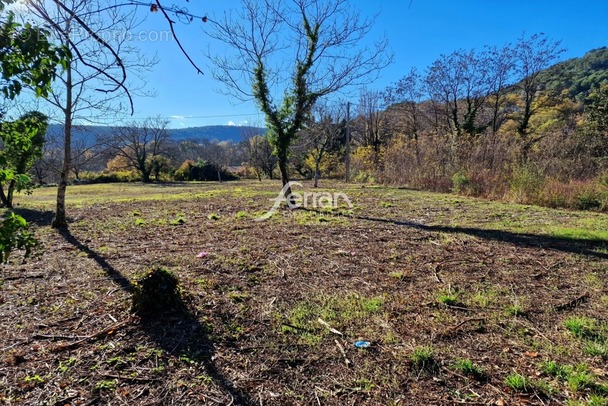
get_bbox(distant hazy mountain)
[46,124,267,145]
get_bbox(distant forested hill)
[46,124,267,145]
[537,47,608,100]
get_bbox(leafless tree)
[353,88,389,155]
[99,117,170,182]
[512,32,565,160]
[245,133,277,181]
[206,0,391,200]
[299,102,345,187]
[27,0,155,227]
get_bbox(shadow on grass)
[57,227,254,405]
[13,207,56,227]
[302,208,608,260]
[363,215,608,260]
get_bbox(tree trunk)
[217,168,222,183]
[52,58,72,229]
[6,179,16,208]
[0,184,9,208]
[277,155,295,206]
[314,160,320,188]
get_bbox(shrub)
[174,159,238,181]
[79,170,139,184]
[132,268,184,317]
[451,171,470,194]
[0,212,38,263]
[509,165,545,204]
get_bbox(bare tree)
[246,134,277,181]
[486,44,515,135]
[353,88,389,155]
[300,102,345,187]
[387,68,425,141]
[512,32,565,160]
[425,49,493,138]
[99,117,170,182]
[206,0,391,200]
[27,0,155,227]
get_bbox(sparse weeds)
[410,346,437,373]
[541,361,608,397]
[170,215,186,225]
[453,358,485,379]
[504,373,534,393]
[437,286,461,306]
[279,293,386,345]
[564,316,602,340]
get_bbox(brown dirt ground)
[1,181,607,405]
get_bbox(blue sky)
[126,0,608,128]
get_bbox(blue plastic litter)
[354,340,371,348]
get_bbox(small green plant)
[505,303,525,317]
[208,213,220,220]
[23,374,45,385]
[361,297,383,313]
[453,358,485,379]
[227,291,250,303]
[351,378,375,392]
[542,360,568,379]
[565,316,598,339]
[567,369,595,393]
[95,379,117,391]
[134,217,145,226]
[170,215,186,225]
[437,286,460,306]
[410,346,435,369]
[236,211,248,219]
[585,341,608,359]
[57,357,76,373]
[586,395,608,406]
[380,201,394,208]
[389,271,406,280]
[504,373,532,393]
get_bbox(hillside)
[538,46,608,100]
[46,124,267,145]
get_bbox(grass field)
[2,180,608,405]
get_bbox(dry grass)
[1,180,607,405]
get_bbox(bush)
[451,171,470,194]
[508,165,545,204]
[132,268,185,317]
[174,159,238,182]
[0,212,37,263]
[79,170,139,184]
[537,179,608,211]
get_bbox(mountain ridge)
[46,124,267,145]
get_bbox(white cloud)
[170,115,185,120]
[227,121,236,126]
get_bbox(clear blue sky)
[125,0,608,129]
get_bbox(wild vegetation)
[1,0,608,404]
[1,181,607,405]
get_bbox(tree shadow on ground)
[304,208,608,260]
[363,215,608,260]
[57,227,254,405]
[13,207,56,227]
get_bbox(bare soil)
[1,181,607,405]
